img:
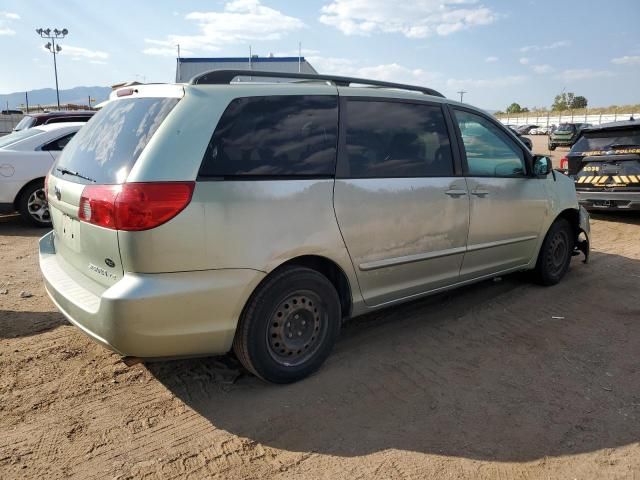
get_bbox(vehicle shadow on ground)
[149,250,640,463]
[0,215,49,237]
[590,211,640,226]
[0,310,68,339]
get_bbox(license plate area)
[59,214,81,252]
[592,200,612,207]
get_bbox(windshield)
[556,124,575,133]
[54,97,179,184]
[13,116,37,131]
[0,128,44,149]
[572,129,640,152]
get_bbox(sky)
[0,0,639,110]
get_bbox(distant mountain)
[0,86,111,110]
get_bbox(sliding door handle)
[471,189,489,197]
[445,189,467,197]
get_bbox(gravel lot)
[1,154,639,479]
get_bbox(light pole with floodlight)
[36,27,68,110]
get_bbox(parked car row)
[0,123,84,225]
[13,110,95,132]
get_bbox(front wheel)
[534,218,574,286]
[233,266,341,383]
[17,181,51,227]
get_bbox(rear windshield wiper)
[56,167,96,183]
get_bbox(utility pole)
[176,44,181,82]
[25,92,29,113]
[457,90,467,103]
[36,28,68,110]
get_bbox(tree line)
[496,92,588,115]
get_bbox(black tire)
[233,266,341,383]
[548,144,556,151]
[534,218,574,286]
[17,181,51,227]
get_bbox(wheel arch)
[255,255,353,320]
[555,208,580,239]
[13,177,45,209]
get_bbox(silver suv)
[39,71,590,383]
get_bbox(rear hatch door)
[47,88,182,289]
[575,153,640,190]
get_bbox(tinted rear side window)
[54,97,178,184]
[199,95,338,177]
[339,100,454,178]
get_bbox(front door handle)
[445,189,467,197]
[471,189,489,197]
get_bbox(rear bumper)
[576,190,640,211]
[39,230,265,358]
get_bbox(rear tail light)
[560,156,568,170]
[78,182,195,231]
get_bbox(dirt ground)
[1,176,639,479]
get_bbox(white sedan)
[0,123,83,226]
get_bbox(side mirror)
[533,155,552,176]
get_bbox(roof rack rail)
[189,69,445,98]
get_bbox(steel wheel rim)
[266,290,328,367]
[27,188,50,224]
[547,230,569,275]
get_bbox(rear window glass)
[0,128,43,149]
[199,95,338,177]
[13,116,37,131]
[573,129,640,152]
[339,100,454,178]
[54,97,178,184]
[556,124,576,132]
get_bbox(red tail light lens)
[78,182,195,231]
[560,156,568,170]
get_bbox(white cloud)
[308,56,441,85]
[144,0,305,56]
[274,48,321,57]
[485,56,498,63]
[531,64,553,74]
[144,41,194,57]
[611,55,640,65]
[557,68,615,81]
[446,75,527,90]
[519,40,570,52]
[0,11,19,35]
[519,57,529,65]
[319,0,497,38]
[60,45,109,60]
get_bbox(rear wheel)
[534,218,574,286]
[548,143,556,151]
[233,266,341,383]
[17,181,51,227]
